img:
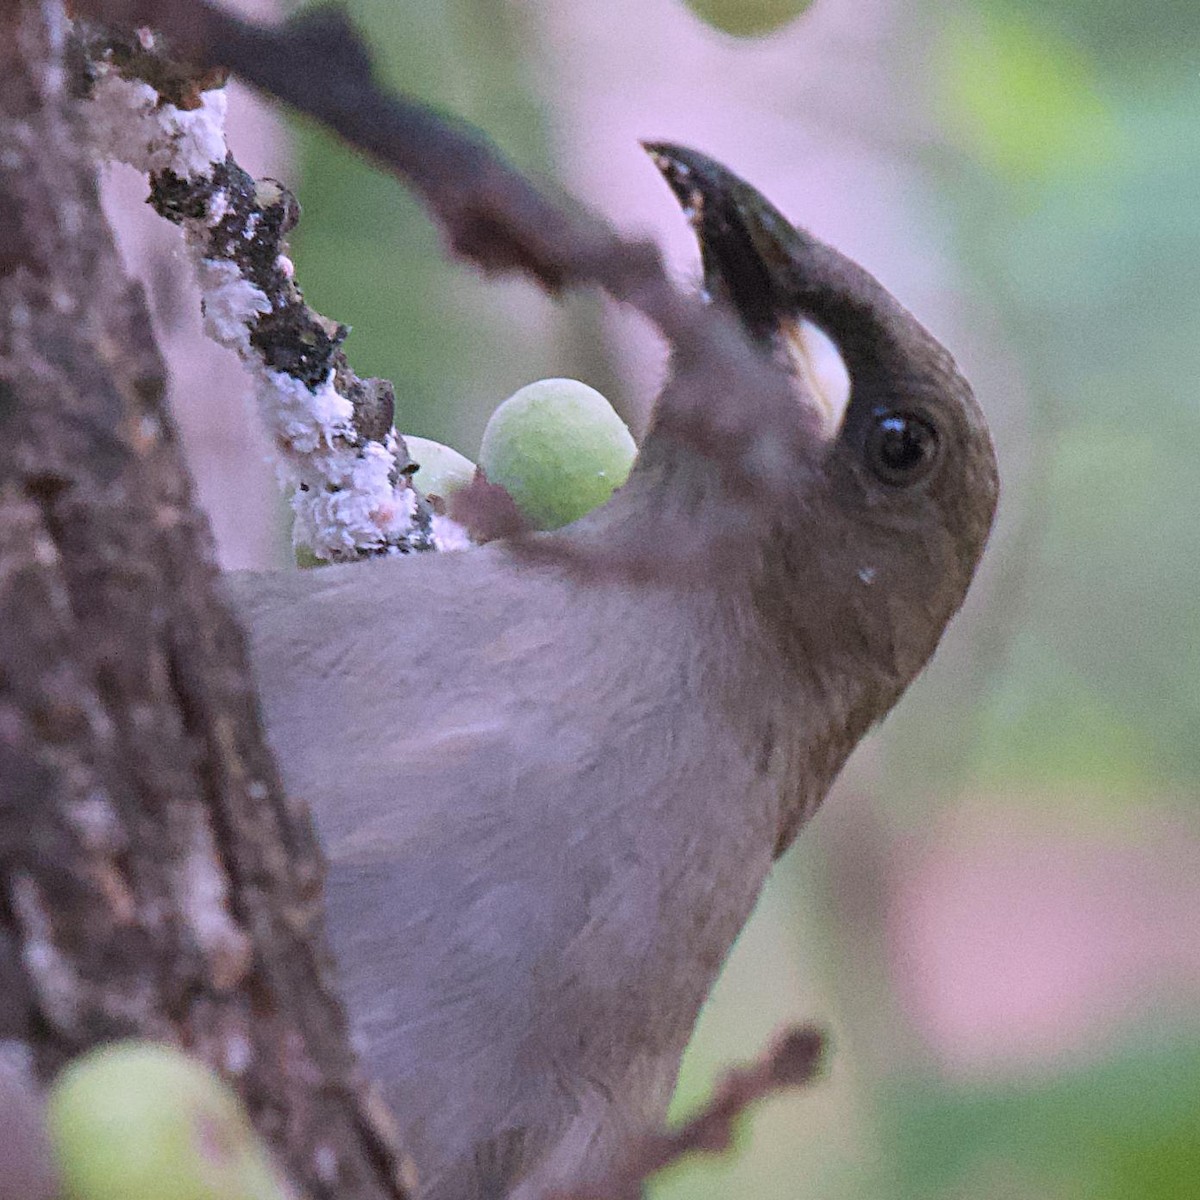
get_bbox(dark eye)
[866,411,940,486]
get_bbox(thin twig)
[557,1026,827,1200]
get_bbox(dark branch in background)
[70,0,809,572]
[559,1027,827,1200]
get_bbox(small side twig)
[559,1026,827,1200]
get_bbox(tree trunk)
[0,2,408,1195]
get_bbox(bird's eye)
[866,411,940,486]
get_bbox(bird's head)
[636,144,998,723]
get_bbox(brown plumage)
[227,145,998,1200]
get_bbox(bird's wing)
[224,548,567,852]
[223,551,761,1198]
[226,551,619,1195]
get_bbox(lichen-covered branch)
[77,24,469,560]
[0,2,409,1195]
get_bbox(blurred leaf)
[890,1032,1200,1199]
[964,641,1159,793]
[907,7,1200,800]
[963,412,1200,793]
[993,0,1200,70]
[933,5,1120,185]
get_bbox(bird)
[225,144,999,1200]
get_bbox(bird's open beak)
[644,142,850,439]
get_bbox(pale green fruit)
[479,379,636,531]
[47,1042,285,1200]
[682,0,815,38]
[404,435,476,504]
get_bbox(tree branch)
[0,2,409,1195]
[76,22,461,561]
[559,1026,827,1200]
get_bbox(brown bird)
[227,144,998,1200]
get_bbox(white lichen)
[67,790,123,852]
[204,187,231,228]
[222,1032,253,1075]
[313,1144,340,1187]
[11,873,83,1033]
[291,448,420,559]
[257,370,356,455]
[85,71,227,177]
[193,258,271,356]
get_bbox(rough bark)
[0,2,408,1196]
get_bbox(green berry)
[47,1042,286,1200]
[682,0,815,38]
[403,435,476,504]
[478,379,636,531]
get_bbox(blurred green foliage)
[895,3,1200,1198]
[915,0,1200,797]
[934,6,1119,184]
[892,1034,1200,1199]
[999,0,1200,69]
